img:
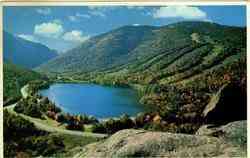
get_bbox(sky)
[3,6,246,53]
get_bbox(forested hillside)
[4,21,246,157]
[37,21,245,75]
[3,31,58,69]
[38,21,246,127]
[3,62,45,105]
[90,22,246,126]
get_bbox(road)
[20,84,29,99]
[5,84,107,139]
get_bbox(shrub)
[100,115,136,134]
[119,114,135,129]
[4,110,42,140]
[28,80,50,95]
[24,135,65,156]
[40,97,50,105]
[40,97,61,114]
[14,96,61,119]
[56,113,68,123]
[14,100,43,118]
[26,104,43,118]
[66,122,84,131]
[46,111,57,120]
[3,110,53,157]
[66,116,84,131]
[178,123,200,134]
[77,114,99,124]
[92,123,107,133]
[103,119,119,134]
[134,113,146,128]
[143,122,165,131]
[135,112,152,128]
[88,116,99,124]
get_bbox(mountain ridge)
[36,21,246,75]
[36,21,246,124]
[3,31,58,69]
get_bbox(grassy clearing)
[50,133,102,157]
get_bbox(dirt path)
[21,112,107,138]
[21,84,29,99]
[4,85,108,139]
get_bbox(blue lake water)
[39,83,149,118]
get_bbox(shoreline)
[36,81,150,122]
[98,116,136,122]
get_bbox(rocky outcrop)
[196,121,246,145]
[74,121,246,158]
[202,83,246,124]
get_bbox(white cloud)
[68,13,91,22]
[203,18,213,23]
[89,11,106,18]
[86,6,116,18]
[62,30,90,43]
[142,11,153,17]
[68,16,78,22]
[53,19,63,24]
[36,8,51,15]
[18,34,38,43]
[34,22,64,38]
[132,24,140,26]
[76,13,91,19]
[153,6,207,20]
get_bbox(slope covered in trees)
[37,21,245,75]
[4,21,246,157]
[37,21,246,127]
[3,62,45,105]
[4,110,65,157]
[3,31,58,69]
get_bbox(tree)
[92,123,106,133]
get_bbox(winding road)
[4,85,107,138]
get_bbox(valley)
[3,21,247,157]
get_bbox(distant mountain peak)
[3,31,58,69]
[36,21,246,75]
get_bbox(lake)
[39,83,149,118]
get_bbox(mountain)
[4,21,246,157]
[37,21,245,75]
[3,62,44,105]
[37,25,157,74]
[37,21,246,125]
[3,31,58,69]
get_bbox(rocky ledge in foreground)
[74,121,246,158]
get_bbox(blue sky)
[4,6,246,52]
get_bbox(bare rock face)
[196,121,246,145]
[74,127,246,158]
[202,83,246,124]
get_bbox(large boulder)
[202,83,246,124]
[196,121,246,148]
[74,128,246,157]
